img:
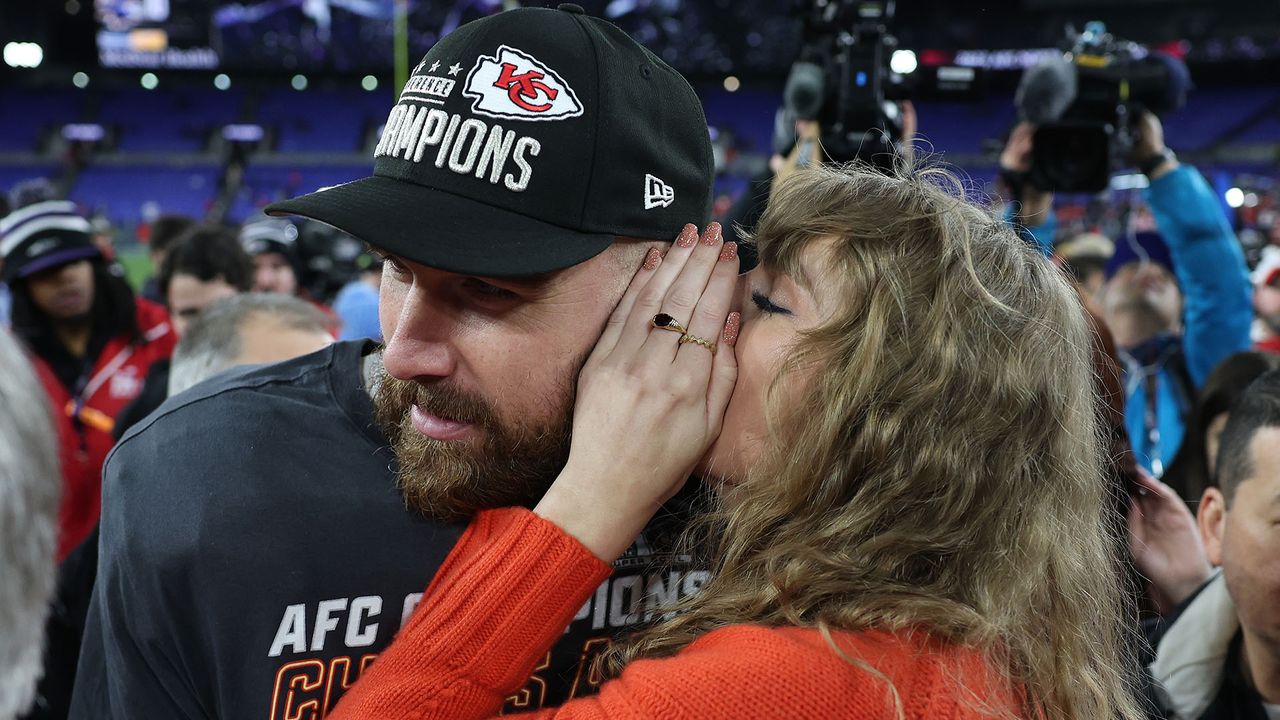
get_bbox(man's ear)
[1198,487,1227,567]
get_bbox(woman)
[1161,351,1280,509]
[331,163,1143,719]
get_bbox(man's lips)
[410,403,475,441]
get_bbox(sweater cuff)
[401,507,613,693]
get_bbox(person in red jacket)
[1,200,176,560]
[331,164,1146,719]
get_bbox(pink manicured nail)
[676,224,698,248]
[642,247,662,270]
[722,312,741,345]
[719,242,737,261]
[700,222,723,247]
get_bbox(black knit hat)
[266,3,713,278]
[1,200,101,283]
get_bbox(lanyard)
[64,343,135,438]
[1143,372,1163,477]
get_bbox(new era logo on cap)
[644,174,675,210]
[464,45,584,121]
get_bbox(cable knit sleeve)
[330,508,1017,720]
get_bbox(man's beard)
[372,362,578,523]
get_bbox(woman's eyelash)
[751,291,790,316]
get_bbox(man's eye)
[463,278,518,301]
[381,256,409,277]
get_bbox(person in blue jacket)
[1001,112,1253,477]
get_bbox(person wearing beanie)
[0,200,176,561]
[239,218,304,296]
[239,217,340,333]
[1252,245,1280,354]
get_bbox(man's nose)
[381,288,458,382]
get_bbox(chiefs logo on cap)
[463,45,584,122]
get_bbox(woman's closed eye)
[751,291,792,316]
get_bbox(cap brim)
[265,176,615,278]
[12,246,101,281]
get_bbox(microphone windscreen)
[1016,57,1077,125]
[784,62,826,121]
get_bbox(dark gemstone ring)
[651,313,689,334]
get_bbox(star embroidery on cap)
[448,63,463,76]
[429,60,441,72]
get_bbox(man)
[0,329,61,720]
[1,200,176,561]
[1252,246,1280,354]
[71,6,713,718]
[138,214,196,304]
[1055,231,1114,307]
[28,295,327,720]
[160,225,255,338]
[167,293,334,396]
[240,217,305,297]
[1004,113,1253,476]
[1146,370,1280,719]
[113,225,255,438]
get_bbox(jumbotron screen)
[94,0,506,71]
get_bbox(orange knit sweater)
[330,508,1025,719]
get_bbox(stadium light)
[72,71,90,88]
[4,42,44,69]
[214,73,231,90]
[292,74,308,91]
[723,75,740,92]
[890,49,918,75]
[141,72,159,90]
[1225,187,1244,208]
[362,75,378,91]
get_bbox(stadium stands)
[70,164,221,222]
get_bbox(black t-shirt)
[70,341,702,718]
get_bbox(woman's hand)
[534,223,741,561]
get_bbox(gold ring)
[651,313,688,335]
[679,333,717,355]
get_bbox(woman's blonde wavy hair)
[611,160,1143,720]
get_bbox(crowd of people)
[2,5,1279,720]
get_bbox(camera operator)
[1002,112,1252,478]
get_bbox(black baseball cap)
[266,4,714,278]
[0,200,101,283]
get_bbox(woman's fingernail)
[643,247,662,270]
[722,312,741,346]
[700,222,723,247]
[719,241,738,261]
[676,224,698,248]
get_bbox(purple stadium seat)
[230,164,370,221]
[257,88,390,152]
[0,89,84,152]
[70,165,221,223]
[0,166,59,197]
[99,88,246,152]
[1161,87,1280,152]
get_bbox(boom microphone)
[1016,57,1076,125]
